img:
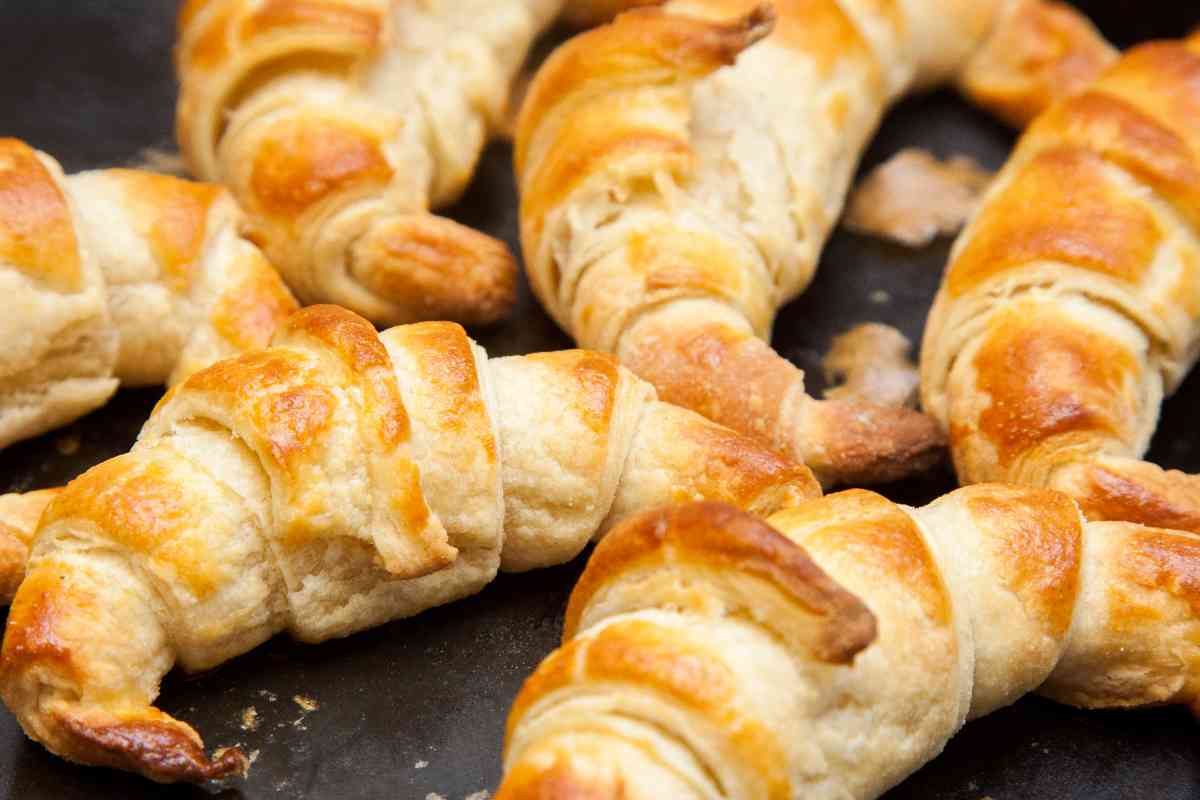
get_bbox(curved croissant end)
[43,708,248,783]
[1054,458,1200,533]
[958,0,1118,128]
[0,539,249,783]
[621,317,945,488]
[797,396,948,487]
[348,213,518,327]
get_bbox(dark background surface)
[0,2,1198,798]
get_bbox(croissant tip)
[718,2,776,56]
[352,213,519,327]
[746,2,777,35]
[806,399,948,487]
[55,710,250,784]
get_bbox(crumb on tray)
[240,706,259,732]
[822,323,920,409]
[54,433,81,455]
[844,148,993,247]
[293,694,319,713]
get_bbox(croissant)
[922,31,1200,531]
[0,303,819,782]
[515,2,1115,486]
[499,490,1199,799]
[0,137,297,451]
[175,0,569,326]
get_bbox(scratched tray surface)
[1,2,1198,798]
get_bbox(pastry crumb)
[465,791,491,800]
[54,433,80,455]
[293,694,319,713]
[869,289,891,305]
[415,759,429,769]
[425,794,447,800]
[249,749,261,764]
[822,323,920,409]
[240,706,259,732]
[259,689,278,702]
[845,148,993,247]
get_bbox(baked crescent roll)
[0,138,297,451]
[515,2,1114,487]
[0,304,819,782]
[499,491,1199,799]
[175,0,566,327]
[922,31,1200,531]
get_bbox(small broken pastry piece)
[823,324,920,409]
[844,149,994,247]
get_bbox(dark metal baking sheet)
[1,2,1198,798]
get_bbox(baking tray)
[1,2,1198,798]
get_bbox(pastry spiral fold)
[516,1,1114,486]
[500,490,1199,799]
[0,304,820,781]
[175,0,567,326]
[0,138,297,451]
[922,31,1200,531]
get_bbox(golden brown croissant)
[0,304,819,782]
[922,31,1200,532]
[175,0,568,327]
[515,2,1114,487]
[499,491,1199,799]
[0,137,297,451]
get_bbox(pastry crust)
[499,489,1200,799]
[516,2,1112,486]
[922,32,1200,531]
[0,138,297,451]
[175,0,566,326]
[0,304,820,780]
